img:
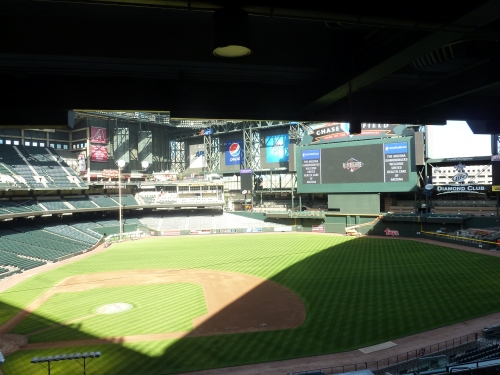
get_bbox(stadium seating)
[0,200,42,213]
[140,212,286,231]
[109,195,140,207]
[0,223,102,270]
[0,250,46,270]
[70,222,103,240]
[9,226,89,252]
[0,145,87,190]
[450,344,500,364]
[39,200,71,211]
[66,197,99,209]
[42,224,98,246]
[137,192,157,204]
[0,238,69,261]
[90,196,119,207]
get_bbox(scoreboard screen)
[298,137,416,193]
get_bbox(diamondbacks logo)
[91,127,107,144]
[343,158,364,172]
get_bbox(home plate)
[359,341,397,354]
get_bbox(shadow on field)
[1,235,354,375]
[0,299,152,375]
[2,234,490,375]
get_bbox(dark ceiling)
[1,0,500,130]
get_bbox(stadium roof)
[1,1,500,131]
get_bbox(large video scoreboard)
[298,137,417,193]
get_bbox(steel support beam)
[413,59,500,111]
[169,140,185,173]
[243,122,260,171]
[204,135,220,172]
[303,1,500,114]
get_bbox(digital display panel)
[426,121,492,159]
[298,137,415,193]
[265,134,289,163]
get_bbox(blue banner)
[384,142,408,154]
[265,134,289,163]
[302,149,320,160]
[224,140,244,165]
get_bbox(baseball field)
[2,233,500,374]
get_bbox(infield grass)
[3,234,500,374]
[11,283,206,341]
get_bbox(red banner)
[312,225,325,233]
[91,145,108,162]
[91,127,107,144]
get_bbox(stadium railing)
[290,332,481,375]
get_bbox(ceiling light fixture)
[212,7,252,58]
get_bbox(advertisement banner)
[218,229,236,234]
[312,225,325,233]
[304,123,404,145]
[91,145,108,162]
[162,230,181,236]
[265,134,290,163]
[90,127,107,144]
[384,228,400,236]
[102,169,119,178]
[78,153,87,172]
[224,140,244,165]
[189,144,206,169]
[190,229,211,235]
[244,228,262,233]
[274,227,293,232]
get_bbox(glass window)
[5,140,11,145]
[32,142,37,147]
[0,140,4,145]
[13,140,19,145]
[56,144,61,149]
[63,144,68,150]
[49,143,55,148]
[25,141,30,146]
[40,142,45,147]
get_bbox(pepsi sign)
[224,140,244,165]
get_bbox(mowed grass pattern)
[3,234,500,374]
[11,283,206,341]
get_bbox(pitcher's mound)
[96,303,133,315]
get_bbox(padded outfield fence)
[290,332,482,375]
[421,231,498,250]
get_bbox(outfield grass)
[3,234,500,374]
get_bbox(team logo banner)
[90,127,107,144]
[91,145,108,162]
[306,123,402,144]
[224,140,244,165]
